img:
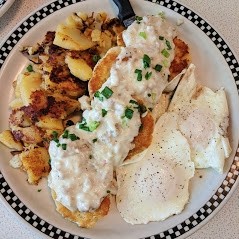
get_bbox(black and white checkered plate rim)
[0,0,239,238]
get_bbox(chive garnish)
[129,99,138,105]
[62,130,69,138]
[134,69,142,81]
[102,109,107,117]
[52,131,58,139]
[88,121,100,131]
[142,54,151,68]
[145,71,152,80]
[94,91,104,101]
[92,138,98,143]
[161,49,170,58]
[62,144,67,150]
[139,31,147,39]
[154,64,162,72]
[135,16,143,24]
[159,36,164,40]
[26,64,33,72]
[78,118,91,131]
[125,108,134,119]
[166,40,172,50]
[101,86,113,99]
[92,54,101,63]
[69,133,79,141]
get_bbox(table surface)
[0,0,239,238]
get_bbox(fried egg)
[116,112,195,224]
[168,64,231,173]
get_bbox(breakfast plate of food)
[0,0,239,239]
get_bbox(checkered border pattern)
[0,0,238,239]
[0,0,7,9]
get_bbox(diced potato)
[0,130,23,151]
[53,93,81,116]
[65,55,93,81]
[99,32,112,51]
[19,72,42,106]
[43,75,86,98]
[76,12,88,21]
[66,14,83,29]
[96,12,107,22]
[91,29,101,42]
[9,98,24,109]
[20,147,50,184]
[53,24,95,51]
[36,116,64,131]
[12,78,21,98]
[11,126,42,145]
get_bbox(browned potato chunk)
[0,130,23,151]
[20,147,50,184]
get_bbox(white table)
[0,0,239,238]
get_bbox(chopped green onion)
[101,86,113,99]
[88,121,100,131]
[62,144,67,150]
[78,118,91,131]
[69,133,79,141]
[135,16,143,24]
[92,138,98,143]
[154,64,162,72]
[102,109,107,117]
[158,11,166,19]
[52,131,58,139]
[54,138,59,143]
[159,36,164,40]
[145,71,152,80]
[139,31,147,39]
[92,54,101,63]
[134,69,142,81]
[89,155,92,159]
[125,108,134,119]
[143,54,151,69]
[122,117,128,127]
[162,59,169,67]
[79,124,91,131]
[94,91,104,101]
[147,93,151,97]
[129,99,138,104]
[107,190,111,193]
[37,189,42,192]
[161,49,170,58]
[166,40,172,50]
[56,143,61,147]
[129,99,146,114]
[26,64,33,72]
[48,158,51,166]
[151,92,156,101]
[62,130,69,138]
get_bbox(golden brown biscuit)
[51,190,110,228]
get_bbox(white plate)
[0,0,239,239]
[0,0,15,17]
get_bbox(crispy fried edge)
[51,190,110,228]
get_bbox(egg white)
[116,112,194,224]
[168,64,231,173]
